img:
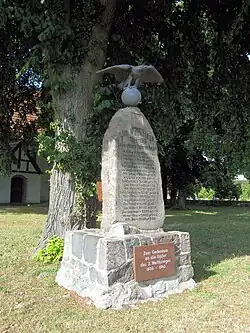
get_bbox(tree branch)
[64,0,71,25]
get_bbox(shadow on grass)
[1,203,249,284]
[0,203,48,215]
[165,205,250,282]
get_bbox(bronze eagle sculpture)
[96,64,164,89]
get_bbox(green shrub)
[197,187,215,200]
[34,236,64,264]
[240,182,250,201]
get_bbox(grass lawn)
[0,205,250,333]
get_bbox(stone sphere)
[121,87,141,106]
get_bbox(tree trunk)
[177,188,187,210]
[86,196,98,229]
[37,167,83,248]
[36,0,117,249]
[170,187,177,207]
[159,157,168,207]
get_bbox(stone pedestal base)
[56,226,196,309]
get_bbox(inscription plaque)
[133,243,176,282]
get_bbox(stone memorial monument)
[56,64,196,309]
[101,106,164,231]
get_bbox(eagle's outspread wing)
[134,65,164,83]
[96,64,132,82]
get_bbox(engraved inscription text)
[120,128,158,222]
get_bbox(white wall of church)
[0,173,41,204]
[40,173,50,202]
[0,146,50,204]
[0,175,11,203]
[12,172,41,203]
[37,156,50,202]
[26,174,40,203]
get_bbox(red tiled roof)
[12,112,38,124]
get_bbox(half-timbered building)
[0,141,50,204]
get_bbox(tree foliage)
[0,6,45,174]
[1,0,250,216]
[103,0,250,205]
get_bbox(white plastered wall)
[0,173,41,204]
[0,147,50,204]
[11,172,41,203]
[0,175,11,203]
[37,156,50,202]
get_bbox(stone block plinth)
[56,227,195,309]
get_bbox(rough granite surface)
[56,229,196,309]
[56,107,196,309]
[101,107,165,231]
